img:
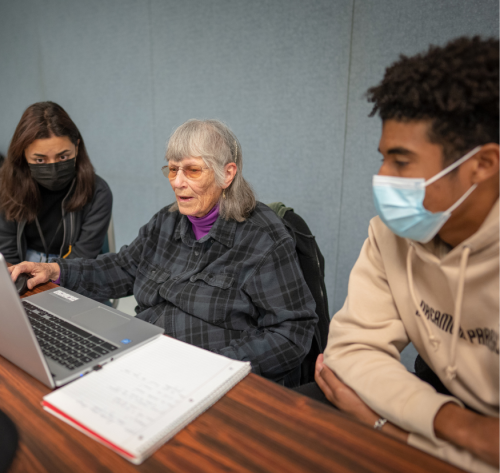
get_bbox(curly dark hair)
[366,36,499,164]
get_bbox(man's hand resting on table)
[315,354,407,442]
[316,354,499,467]
[9,262,61,290]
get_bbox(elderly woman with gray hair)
[10,119,318,387]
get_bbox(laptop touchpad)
[71,307,129,331]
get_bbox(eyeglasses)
[161,164,210,180]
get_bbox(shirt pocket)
[135,260,171,307]
[177,272,235,324]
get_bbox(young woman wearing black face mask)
[0,101,113,264]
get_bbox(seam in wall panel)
[331,0,356,318]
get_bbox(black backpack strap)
[276,208,330,384]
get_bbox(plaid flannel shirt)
[58,202,318,384]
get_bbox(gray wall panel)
[0,1,43,154]
[333,0,500,315]
[31,0,156,246]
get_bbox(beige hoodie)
[324,200,499,473]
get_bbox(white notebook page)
[43,336,250,456]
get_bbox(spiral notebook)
[42,336,251,464]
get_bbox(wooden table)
[0,279,464,472]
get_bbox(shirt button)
[194,251,199,256]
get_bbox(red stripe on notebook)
[42,400,136,460]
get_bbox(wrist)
[435,403,499,466]
[350,406,380,426]
[434,402,471,449]
[49,263,61,282]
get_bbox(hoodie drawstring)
[407,243,471,381]
[445,246,471,380]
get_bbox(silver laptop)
[0,254,164,388]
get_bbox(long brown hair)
[0,102,95,222]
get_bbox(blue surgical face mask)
[372,146,481,243]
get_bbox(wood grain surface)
[0,277,466,473]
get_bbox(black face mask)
[29,159,76,191]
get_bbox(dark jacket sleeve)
[58,212,154,301]
[0,213,21,264]
[67,175,113,259]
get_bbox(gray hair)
[166,119,256,222]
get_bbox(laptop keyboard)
[22,301,119,371]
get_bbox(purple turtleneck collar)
[187,203,219,240]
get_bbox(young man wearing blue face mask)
[316,37,499,472]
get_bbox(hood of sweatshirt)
[408,200,499,384]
